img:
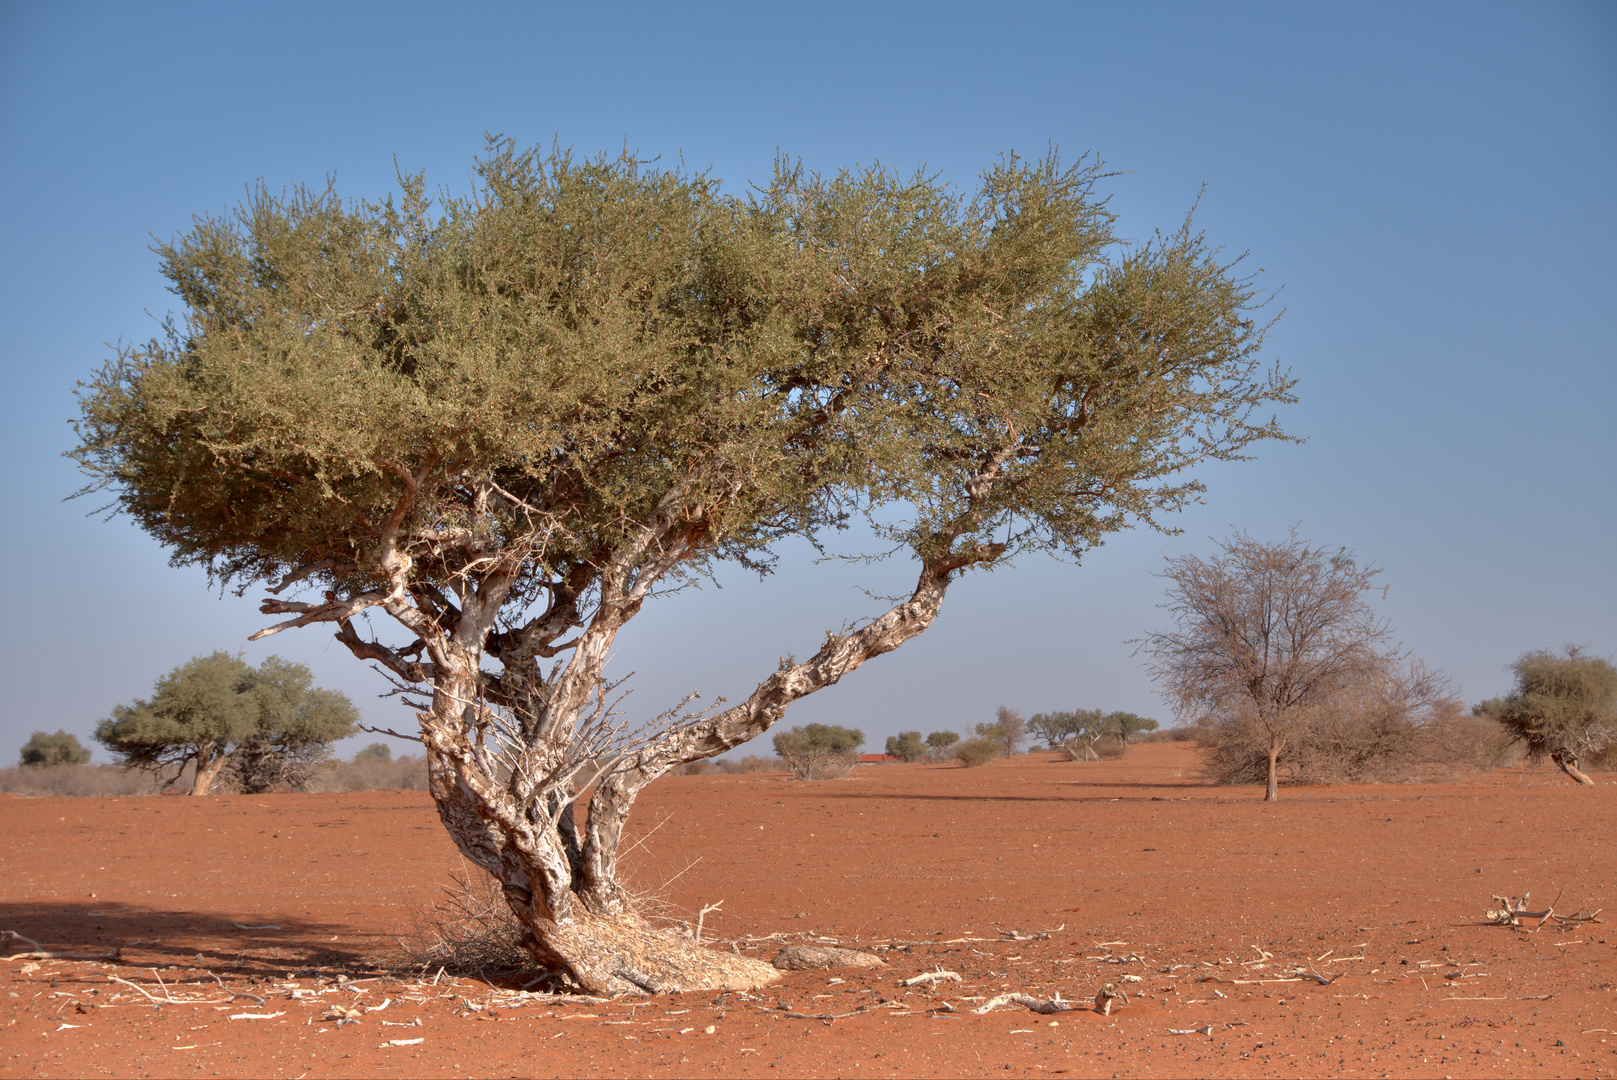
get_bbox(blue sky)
[1,1,1613,763]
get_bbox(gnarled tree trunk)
[191,743,229,796]
[414,553,980,993]
[1551,749,1596,786]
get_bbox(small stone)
[704,1025,716,1035]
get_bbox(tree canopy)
[19,730,92,767]
[885,731,926,761]
[1478,647,1616,785]
[72,139,1292,991]
[1139,531,1392,799]
[94,653,359,793]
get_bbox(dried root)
[1486,889,1604,932]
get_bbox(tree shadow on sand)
[0,899,380,976]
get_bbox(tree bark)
[1265,736,1281,801]
[191,744,228,796]
[1551,750,1596,786]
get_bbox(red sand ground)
[3,744,1615,1078]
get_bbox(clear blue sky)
[2,1,1613,763]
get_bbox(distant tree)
[95,653,360,794]
[1106,712,1159,742]
[925,731,961,762]
[885,731,927,762]
[1139,531,1394,801]
[354,742,392,763]
[954,737,1001,767]
[773,724,865,780]
[1028,709,1091,750]
[1478,647,1617,786]
[994,707,1028,755]
[19,730,92,768]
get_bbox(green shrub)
[19,730,92,767]
[773,724,864,780]
[885,732,926,762]
[954,737,1001,767]
[1477,647,1617,784]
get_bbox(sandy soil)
[3,744,1614,1078]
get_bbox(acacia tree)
[95,653,359,794]
[885,731,926,761]
[20,730,92,767]
[925,730,961,760]
[772,723,864,778]
[1478,647,1616,785]
[978,706,1028,756]
[72,140,1291,992]
[1139,531,1390,800]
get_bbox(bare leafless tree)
[1138,530,1394,800]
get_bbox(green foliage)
[354,742,393,762]
[773,723,865,779]
[1029,708,1152,756]
[19,730,92,768]
[72,138,1291,679]
[1478,647,1617,782]
[95,653,360,792]
[885,731,926,761]
[954,737,1002,767]
[1028,709,1102,747]
[925,731,960,749]
[974,706,1027,756]
[1107,713,1158,741]
[773,723,865,758]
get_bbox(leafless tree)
[1139,530,1394,800]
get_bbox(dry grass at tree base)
[391,864,535,980]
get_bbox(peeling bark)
[1551,750,1596,786]
[191,744,228,796]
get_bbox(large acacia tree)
[73,141,1292,992]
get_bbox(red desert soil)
[2,744,1614,1078]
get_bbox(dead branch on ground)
[902,969,962,987]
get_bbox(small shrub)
[672,759,712,776]
[1423,707,1518,771]
[713,755,783,774]
[313,754,429,792]
[354,742,393,762]
[954,737,1001,767]
[0,763,160,796]
[1092,735,1128,759]
[19,730,92,767]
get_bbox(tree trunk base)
[524,910,780,995]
